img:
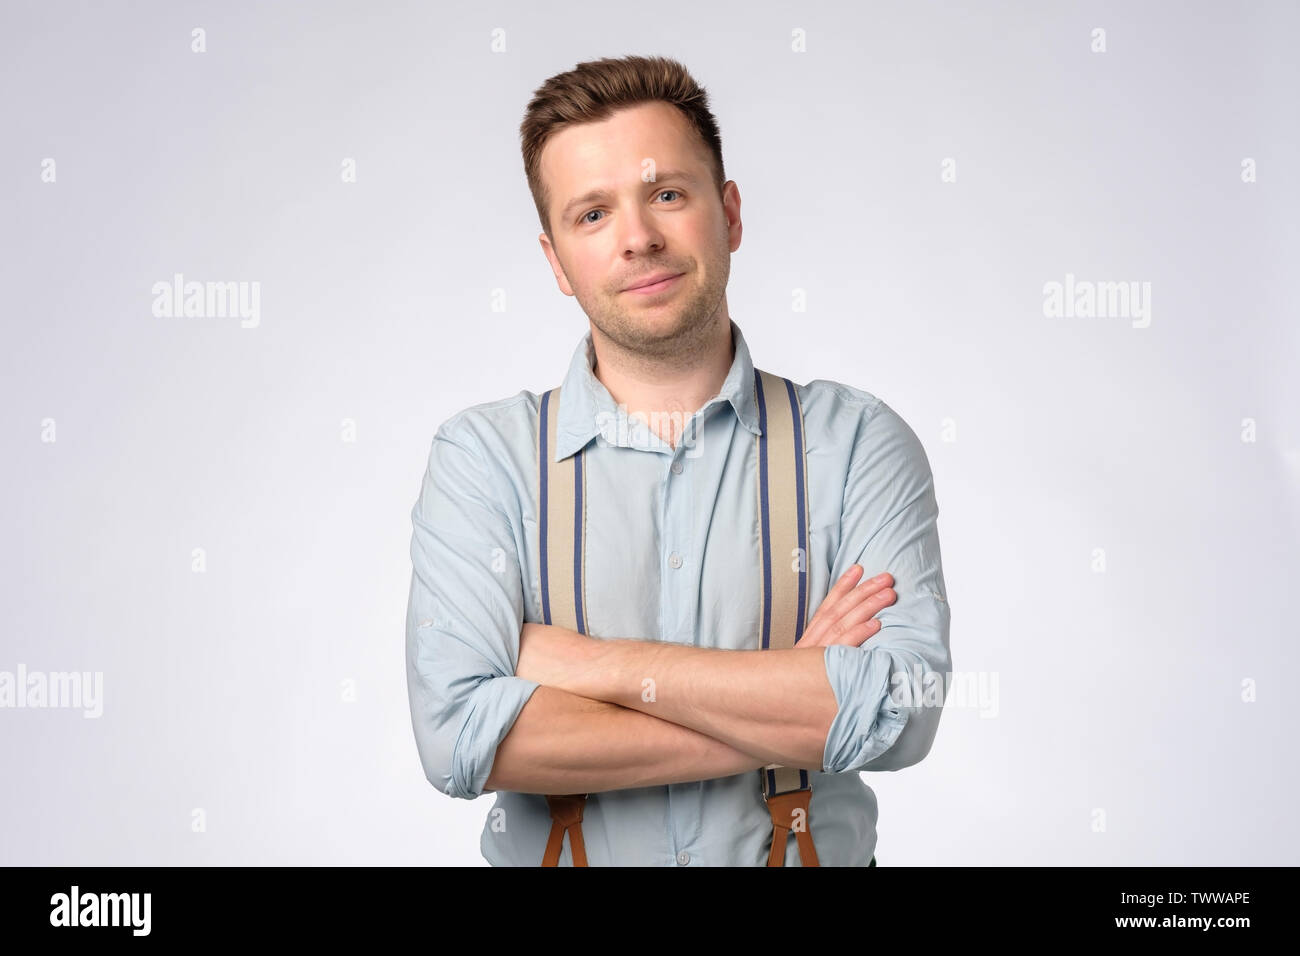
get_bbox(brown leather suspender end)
[542,793,589,866]
[763,788,819,867]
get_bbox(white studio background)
[1,0,1296,866]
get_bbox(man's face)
[537,101,742,359]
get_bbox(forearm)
[598,641,835,769]
[524,628,836,771]
[483,683,769,795]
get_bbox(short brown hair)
[519,54,727,240]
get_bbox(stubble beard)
[578,246,731,367]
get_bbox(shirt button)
[668,552,682,569]
[671,461,683,475]
[676,850,690,865]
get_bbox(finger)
[818,616,884,650]
[832,587,894,632]
[825,587,897,644]
[852,618,884,646]
[825,564,865,604]
[805,568,891,644]
[802,565,863,637]
[824,571,894,621]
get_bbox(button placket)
[662,413,702,858]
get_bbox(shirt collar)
[552,318,763,461]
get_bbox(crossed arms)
[485,572,893,795]
[406,399,950,802]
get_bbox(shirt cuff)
[821,644,909,774]
[449,675,542,800]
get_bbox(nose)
[619,205,665,257]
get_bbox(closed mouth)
[623,273,684,294]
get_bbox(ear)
[722,180,743,253]
[539,232,575,296]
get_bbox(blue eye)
[579,190,683,226]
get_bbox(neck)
[590,316,735,451]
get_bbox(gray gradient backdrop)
[2,0,1297,865]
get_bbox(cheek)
[576,253,615,295]
[683,218,728,263]
[560,255,600,296]
[678,218,715,248]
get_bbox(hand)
[797,564,895,648]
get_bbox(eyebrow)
[558,169,700,223]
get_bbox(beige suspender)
[536,385,591,867]
[751,369,819,866]
[535,369,818,866]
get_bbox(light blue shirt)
[405,319,951,865]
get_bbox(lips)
[623,272,684,294]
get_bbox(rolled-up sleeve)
[821,399,952,774]
[405,417,540,800]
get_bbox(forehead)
[541,102,707,207]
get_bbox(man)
[405,54,951,866]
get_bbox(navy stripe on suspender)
[789,375,809,791]
[785,377,808,644]
[539,390,553,626]
[572,450,586,635]
[753,369,773,652]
